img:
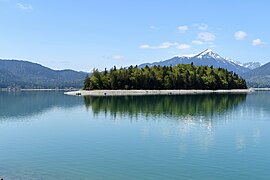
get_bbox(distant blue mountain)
[0,59,87,88]
[242,62,270,87]
[139,49,259,75]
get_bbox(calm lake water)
[0,91,270,179]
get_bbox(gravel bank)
[64,89,252,96]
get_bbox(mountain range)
[139,49,270,87]
[139,49,261,75]
[0,49,269,88]
[0,60,87,88]
[242,62,270,87]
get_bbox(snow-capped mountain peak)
[195,48,222,59]
[177,49,222,59]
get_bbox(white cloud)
[192,40,203,45]
[198,24,208,30]
[139,42,178,49]
[112,55,125,60]
[150,25,158,29]
[198,32,216,42]
[140,42,192,50]
[235,31,247,40]
[178,25,188,33]
[159,42,178,48]
[252,39,266,46]
[16,3,33,10]
[139,44,151,49]
[177,44,191,50]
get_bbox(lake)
[0,91,270,179]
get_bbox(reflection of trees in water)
[0,91,83,119]
[84,94,247,120]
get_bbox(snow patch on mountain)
[242,62,262,69]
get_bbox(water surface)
[0,91,270,179]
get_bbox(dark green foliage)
[83,75,91,90]
[84,64,247,90]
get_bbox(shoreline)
[252,88,270,91]
[20,89,79,91]
[64,89,253,96]
[0,88,79,92]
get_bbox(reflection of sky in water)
[126,104,266,157]
[253,128,261,144]
[85,93,268,157]
[0,91,84,120]
[1,92,270,179]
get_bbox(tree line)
[84,64,247,90]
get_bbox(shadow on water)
[84,94,247,120]
[0,91,84,120]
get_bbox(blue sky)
[0,0,269,71]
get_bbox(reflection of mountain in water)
[84,94,247,119]
[0,91,83,119]
[245,92,270,115]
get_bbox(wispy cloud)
[139,42,178,49]
[192,40,204,45]
[197,32,216,42]
[177,25,188,33]
[252,39,266,46]
[235,31,247,40]
[177,44,191,50]
[16,2,33,11]
[111,55,125,60]
[198,23,208,30]
[139,44,151,49]
[150,25,158,30]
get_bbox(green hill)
[0,59,87,88]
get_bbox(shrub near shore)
[84,64,247,90]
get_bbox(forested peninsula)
[83,64,247,90]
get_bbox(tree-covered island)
[84,64,247,90]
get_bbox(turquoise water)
[0,91,270,179]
